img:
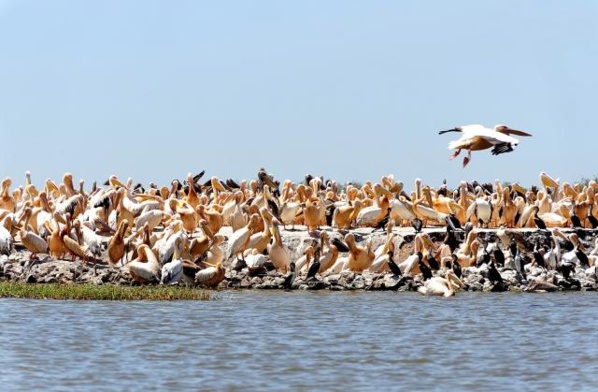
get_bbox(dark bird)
[373,208,391,231]
[411,218,423,234]
[487,261,503,285]
[226,178,241,189]
[426,253,440,271]
[576,249,590,268]
[514,248,527,281]
[532,244,546,269]
[418,256,433,281]
[133,183,145,194]
[476,250,491,267]
[331,237,350,253]
[509,237,518,259]
[304,174,314,187]
[325,202,336,227]
[387,250,402,276]
[557,262,575,280]
[588,205,598,229]
[451,254,462,279]
[281,262,296,290]
[306,249,321,280]
[257,168,278,191]
[193,170,206,184]
[533,206,547,230]
[267,198,280,220]
[570,213,583,229]
[492,247,505,267]
[559,237,575,252]
[446,214,462,231]
[443,225,460,252]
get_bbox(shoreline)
[2,226,597,297]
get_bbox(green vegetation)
[0,282,214,301]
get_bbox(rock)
[230,258,246,271]
[324,274,340,285]
[307,279,329,290]
[370,279,386,290]
[383,275,402,290]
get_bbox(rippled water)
[1,291,597,391]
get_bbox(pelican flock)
[1,168,598,295]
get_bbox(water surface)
[1,291,596,391]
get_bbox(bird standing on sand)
[439,124,532,167]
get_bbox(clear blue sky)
[1,1,597,190]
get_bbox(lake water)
[1,291,597,391]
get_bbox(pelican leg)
[449,149,461,160]
[463,151,472,167]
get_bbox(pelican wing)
[195,266,217,283]
[161,259,183,285]
[491,143,514,156]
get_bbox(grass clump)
[0,282,214,301]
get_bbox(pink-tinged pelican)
[439,124,532,167]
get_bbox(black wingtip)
[491,143,514,156]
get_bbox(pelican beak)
[110,177,128,189]
[507,127,532,137]
[540,172,559,189]
[511,183,526,195]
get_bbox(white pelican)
[345,233,375,272]
[17,208,48,260]
[279,200,302,230]
[418,270,463,297]
[227,214,259,260]
[128,244,161,284]
[389,196,417,226]
[161,236,184,285]
[439,124,532,167]
[0,215,14,255]
[467,196,493,227]
[73,220,103,258]
[294,245,314,274]
[108,220,129,266]
[268,219,290,273]
[244,248,269,274]
[195,260,225,288]
[204,234,226,267]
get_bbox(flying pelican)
[439,124,532,167]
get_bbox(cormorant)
[411,218,423,233]
[387,250,402,276]
[306,249,321,280]
[418,256,433,281]
[451,254,462,279]
[281,262,296,290]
